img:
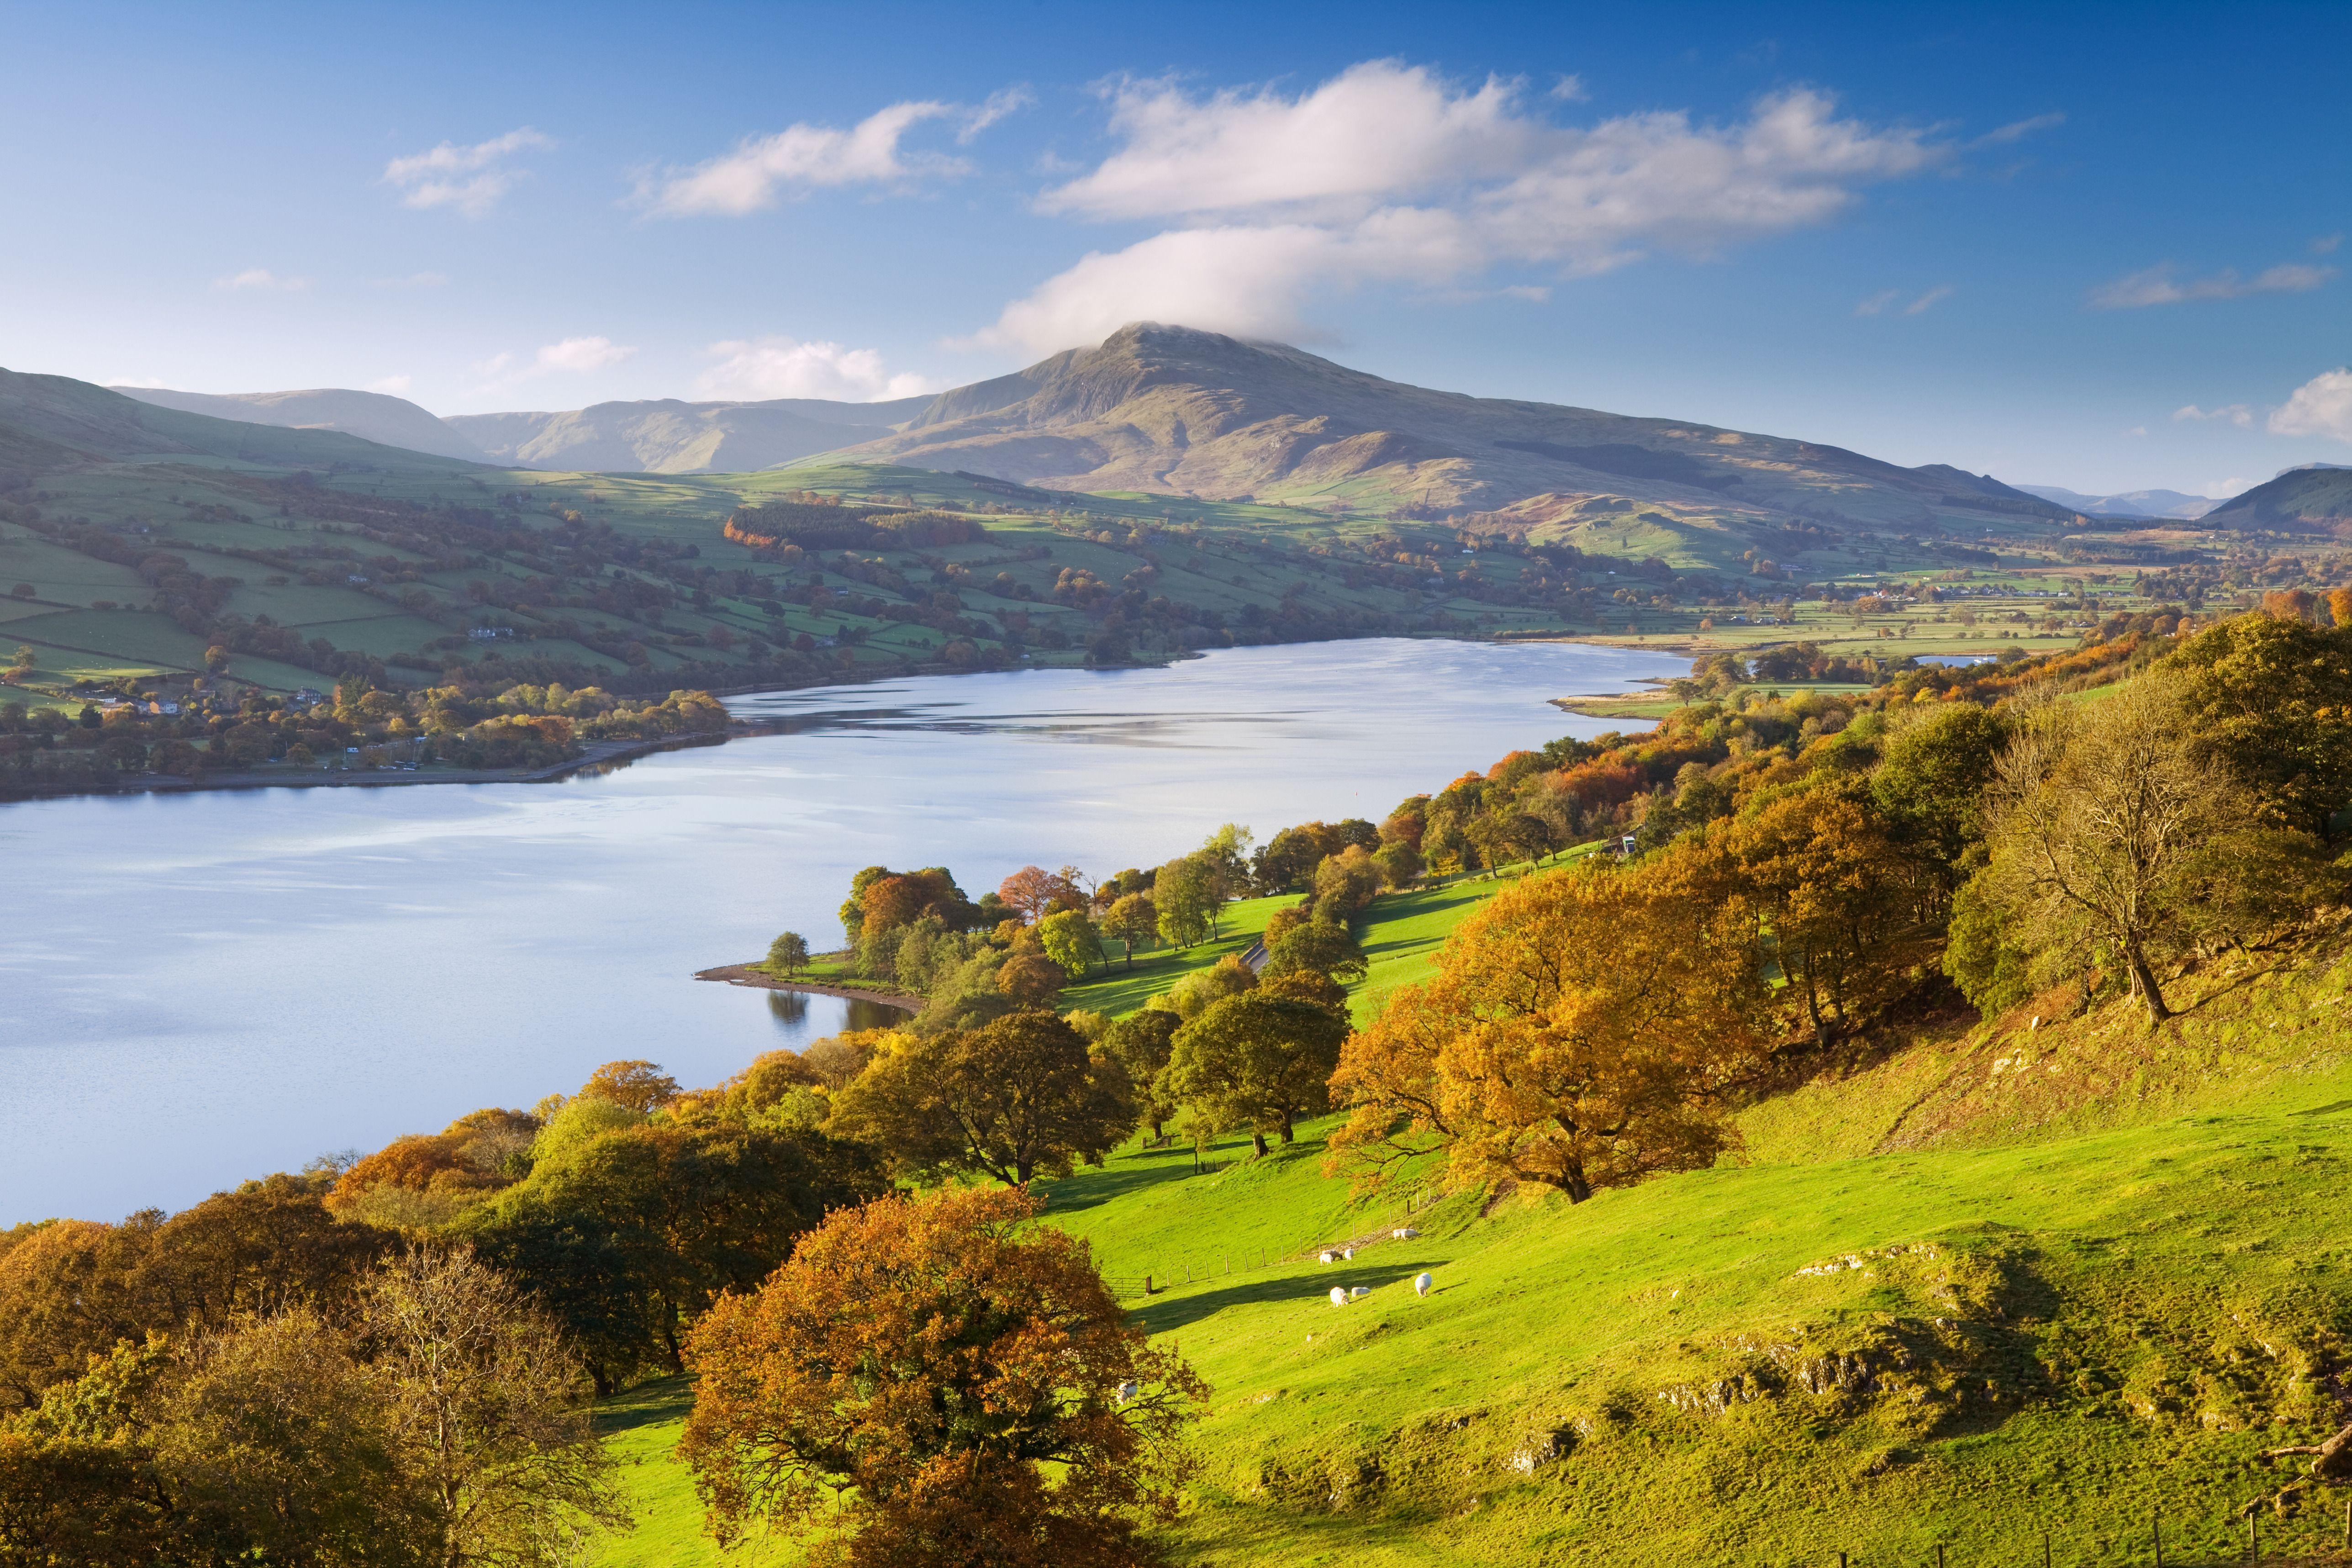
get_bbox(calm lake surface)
[0,637,1684,1224]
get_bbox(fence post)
[2154,1517,2163,1568]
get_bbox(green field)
[590,901,2352,1568]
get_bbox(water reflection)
[2,637,1688,1223]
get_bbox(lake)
[0,637,1686,1224]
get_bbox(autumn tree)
[1715,790,1931,1046]
[1311,844,1385,917]
[1101,893,1157,968]
[679,1184,1202,1568]
[995,951,1068,1007]
[1167,993,1349,1156]
[1327,850,1768,1201]
[997,865,1085,924]
[579,1059,680,1113]
[765,931,809,975]
[827,1012,1134,1185]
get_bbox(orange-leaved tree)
[1327,845,1768,1202]
[1713,790,1933,1047]
[679,1184,1203,1568]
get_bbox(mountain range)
[103,326,2075,537]
[2014,483,2222,520]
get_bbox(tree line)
[1329,606,2352,1205]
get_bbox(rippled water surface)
[0,638,1684,1222]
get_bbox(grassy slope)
[594,918,2352,1568]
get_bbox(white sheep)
[1348,1286,1370,1301]
[1318,1249,1338,1264]
[1413,1272,1433,1298]
[1393,1227,1419,1240]
[1329,1286,1349,1306]
[1340,1246,1355,1261]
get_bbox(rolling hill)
[2201,463,2352,529]
[443,392,934,473]
[817,323,2073,533]
[111,385,493,463]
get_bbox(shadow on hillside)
[595,1373,695,1435]
[1129,1258,1448,1335]
[1041,1155,1209,1215]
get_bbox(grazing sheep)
[1340,1247,1355,1261]
[1329,1286,1349,1306]
[1394,1227,1419,1240]
[1318,1249,1338,1264]
[1414,1272,1433,1298]
[1348,1286,1370,1301]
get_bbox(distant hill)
[820,323,2072,531]
[2202,463,2352,528]
[2014,483,2222,520]
[443,394,935,473]
[1,369,480,473]
[111,385,491,463]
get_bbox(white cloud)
[469,336,636,397]
[384,128,553,218]
[2090,260,2336,308]
[534,336,634,375]
[366,375,414,396]
[1972,111,2064,146]
[695,337,946,401]
[1857,285,1951,317]
[371,271,450,289]
[2173,402,2253,427]
[216,268,309,291]
[977,67,1946,355]
[2126,426,2148,437]
[2269,368,2352,443]
[2313,233,2343,255]
[643,92,1023,216]
[959,86,1034,143]
[2202,477,2250,498]
[1039,63,1540,221]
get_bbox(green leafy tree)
[1038,908,1104,979]
[765,931,809,976]
[828,1012,1134,1185]
[1101,893,1157,968]
[1167,993,1348,1156]
[1151,854,1216,948]
[1265,921,1368,984]
[2164,612,2352,844]
[1098,1010,1181,1139]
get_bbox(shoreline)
[3,634,1680,807]
[0,731,729,806]
[693,964,920,1013]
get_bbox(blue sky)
[2,0,2347,496]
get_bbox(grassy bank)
[592,918,2352,1567]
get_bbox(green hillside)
[590,903,2352,1567]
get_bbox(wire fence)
[1809,1501,2352,1566]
